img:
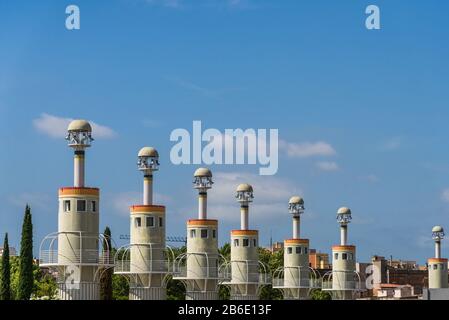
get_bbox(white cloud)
[441,189,449,203]
[381,137,402,151]
[315,161,339,172]
[194,171,302,223]
[280,140,336,158]
[110,191,172,216]
[33,113,116,139]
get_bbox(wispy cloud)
[315,161,339,172]
[33,113,116,139]
[441,189,449,203]
[178,171,302,223]
[280,140,336,158]
[109,191,172,216]
[381,136,402,151]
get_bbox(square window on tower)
[233,239,239,247]
[201,229,208,238]
[159,217,163,227]
[296,247,301,254]
[287,247,292,254]
[63,200,71,212]
[212,229,216,238]
[253,239,257,247]
[91,201,97,212]
[146,216,154,227]
[135,217,142,228]
[190,229,196,238]
[77,200,86,212]
[243,238,249,247]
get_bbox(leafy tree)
[112,274,129,300]
[311,288,332,300]
[100,227,113,300]
[166,246,186,300]
[258,248,283,300]
[18,205,33,300]
[1,233,11,300]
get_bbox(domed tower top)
[337,207,352,225]
[193,167,213,191]
[432,226,445,241]
[137,147,160,173]
[236,183,254,204]
[66,119,94,149]
[288,196,305,216]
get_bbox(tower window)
[243,238,249,247]
[349,253,353,260]
[253,239,257,247]
[212,229,216,238]
[91,201,97,212]
[287,247,292,254]
[159,217,163,227]
[146,216,154,227]
[342,253,348,260]
[305,247,308,254]
[201,229,208,238]
[296,247,301,254]
[135,217,142,228]
[334,253,339,260]
[77,200,86,212]
[233,239,239,247]
[190,229,196,238]
[63,200,71,212]
[433,264,437,270]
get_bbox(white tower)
[323,207,361,300]
[114,147,169,300]
[39,120,112,300]
[173,168,222,300]
[273,196,319,299]
[428,226,448,289]
[223,184,270,300]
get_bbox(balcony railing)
[114,260,172,274]
[173,265,226,280]
[40,250,112,266]
[272,278,321,288]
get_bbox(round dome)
[67,120,92,132]
[432,226,444,233]
[194,167,212,178]
[138,147,159,158]
[337,207,351,215]
[237,183,253,193]
[289,196,304,205]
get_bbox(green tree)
[0,233,11,300]
[99,227,113,300]
[166,246,186,300]
[311,288,332,300]
[258,248,283,300]
[18,205,33,300]
[112,274,129,300]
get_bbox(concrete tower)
[323,207,361,300]
[39,120,112,300]
[273,196,319,299]
[114,147,169,300]
[428,226,448,289]
[173,168,222,300]
[223,184,270,300]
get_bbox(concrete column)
[340,225,347,246]
[241,206,248,230]
[74,151,85,187]
[435,241,441,259]
[293,216,300,239]
[198,192,207,219]
[143,175,153,205]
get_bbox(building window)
[146,216,154,227]
[212,229,216,238]
[201,229,208,238]
[159,217,163,227]
[135,217,142,228]
[91,201,97,212]
[253,239,257,247]
[433,264,437,270]
[243,238,249,247]
[349,253,353,260]
[64,200,71,212]
[77,200,86,212]
[234,239,239,247]
[287,247,293,254]
[305,247,308,254]
[334,253,339,260]
[296,247,301,254]
[190,229,196,238]
[342,253,348,260]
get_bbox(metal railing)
[40,250,112,266]
[114,259,172,274]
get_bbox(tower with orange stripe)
[428,226,448,289]
[323,207,362,300]
[39,120,113,300]
[223,183,270,300]
[173,168,222,300]
[273,196,319,299]
[114,147,169,300]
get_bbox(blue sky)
[1,0,449,264]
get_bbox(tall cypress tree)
[1,233,11,300]
[99,227,113,300]
[18,205,33,300]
